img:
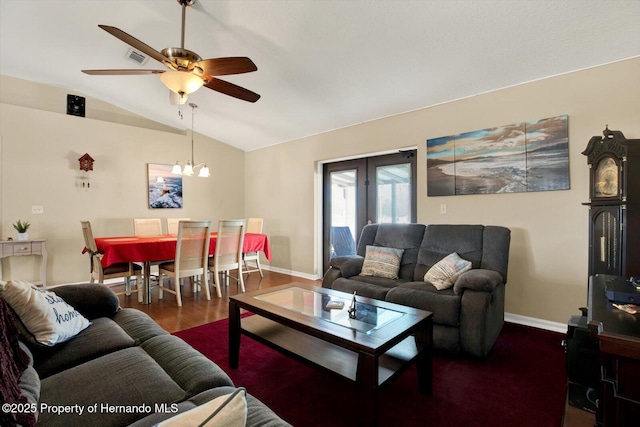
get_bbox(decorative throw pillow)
[360,245,404,279]
[0,280,90,347]
[155,388,247,427]
[424,252,472,290]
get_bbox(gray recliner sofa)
[5,283,289,427]
[323,223,511,358]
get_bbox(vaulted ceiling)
[1,0,638,152]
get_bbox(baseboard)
[262,265,321,281]
[505,312,567,334]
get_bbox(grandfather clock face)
[594,156,619,199]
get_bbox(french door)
[322,151,417,273]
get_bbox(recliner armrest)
[321,256,365,288]
[49,283,120,320]
[329,255,364,278]
[453,269,504,295]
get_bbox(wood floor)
[112,270,320,334]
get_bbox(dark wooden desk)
[587,274,640,426]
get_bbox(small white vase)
[17,232,28,241]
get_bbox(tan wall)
[1,58,638,323]
[0,80,245,285]
[245,57,640,324]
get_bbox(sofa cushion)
[39,347,187,427]
[387,283,461,327]
[141,334,234,397]
[414,225,485,281]
[332,276,402,300]
[359,223,426,281]
[112,308,169,344]
[362,223,426,254]
[30,317,136,379]
[0,280,90,347]
[424,252,472,290]
[360,246,404,279]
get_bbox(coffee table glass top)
[255,287,404,334]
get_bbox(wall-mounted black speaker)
[67,94,85,117]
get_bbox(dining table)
[88,232,271,304]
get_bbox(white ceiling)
[1,0,639,152]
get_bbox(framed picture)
[147,163,183,209]
[427,115,569,196]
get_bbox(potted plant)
[13,219,31,241]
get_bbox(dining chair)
[243,217,264,277]
[133,218,165,282]
[80,221,143,301]
[208,219,247,297]
[133,218,163,236]
[166,218,191,235]
[158,220,212,306]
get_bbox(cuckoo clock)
[582,126,640,277]
[78,153,94,172]
[78,153,94,188]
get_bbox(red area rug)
[174,319,567,427]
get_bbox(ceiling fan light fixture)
[169,90,189,105]
[160,70,204,95]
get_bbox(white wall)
[245,57,640,324]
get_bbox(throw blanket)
[0,298,36,427]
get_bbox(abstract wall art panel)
[426,115,569,196]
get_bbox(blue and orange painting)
[427,115,569,196]
[147,164,183,208]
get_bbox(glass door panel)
[323,159,367,272]
[330,169,357,258]
[375,164,412,223]
[322,151,416,273]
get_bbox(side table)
[0,239,48,287]
[587,274,640,426]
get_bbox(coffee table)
[229,282,433,426]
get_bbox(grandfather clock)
[582,126,640,278]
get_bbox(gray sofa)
[7,283,289,427]
[323,223,511,358]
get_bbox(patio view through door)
[322,150,417,273]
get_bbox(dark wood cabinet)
[583,127,640,278]
[587,275,640,427]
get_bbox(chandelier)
[171,103,210,177]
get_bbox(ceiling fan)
[82,0,260,104]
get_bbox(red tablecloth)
[90,233,271,267]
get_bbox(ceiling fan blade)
[195,57,257,76]
[98,25,171,65]
[82,69,165,75]
[204,78,261,103]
